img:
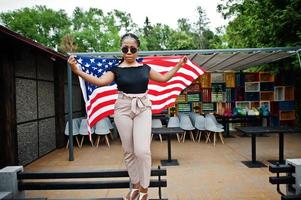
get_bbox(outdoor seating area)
[20,129,301,199]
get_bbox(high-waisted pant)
[114,91,152,188]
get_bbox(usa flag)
[75,55,204,136]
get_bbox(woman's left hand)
[178,56,188,67]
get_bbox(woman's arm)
[149,56,187,82]
[68,56,114,86]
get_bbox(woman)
[68,33,187,200]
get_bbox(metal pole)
[67,64,74,161]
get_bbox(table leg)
[161,134,179,166]
[279,133,284,164]
[241,134,266,168]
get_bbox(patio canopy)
[73,47,301,72]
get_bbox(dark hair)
[120,33,140,47]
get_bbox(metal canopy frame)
[67,46,301,161]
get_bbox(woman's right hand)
[67,56,80,74]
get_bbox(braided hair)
[120,33,140,47]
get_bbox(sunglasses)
[121,46,138,54]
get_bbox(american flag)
[75,55,204,136]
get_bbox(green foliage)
[0,5,223,53]
[218,0,301,48]
[0,5,70,48]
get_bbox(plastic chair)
[179,114,196,142]
[103,117,115,140]
[167,116,182,143]
[151,119,163,142]
[206,113,224,129]
[79,118,94,147]
[194,115,207,142]
[189,112,199,126]
[64,118,81,149]
[205,116,224,147]
[95,119,111,148]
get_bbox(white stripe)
[78,77,88,103]
[86,85,117,107]
[89,104,115,123]
[148,90,182,101]
[149,64,200,78]
[148,83,186,92]
[87,93,118,116]
[151,98,177,110]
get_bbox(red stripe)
[150,94,178,105]
[87,99,117,119]
[87,90,117,111]
[89,109,114,128]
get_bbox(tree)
[0,6,71,48]
[217,0,301,48]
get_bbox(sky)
[0,0,228,31]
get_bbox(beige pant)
[114,92,152,188]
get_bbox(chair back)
[167,117,180,128]
[152,119,163,128]
[189,112,198,126]
[205,117,224,132]
[194,115,206,131]
[79,118,95,135]
[179,115,195,130]
[104,117,114,129]
[95,119,111,135]
[65,119,80,136]
[206,114,219,125]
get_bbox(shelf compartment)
[211,72,225,83]
[251,101,260,109]
[225,72,235,88]
[245,82,260,92]
[200,72,211,88]
[216,102,232,116]
[279,110,295,121]
[260,101,271,111]
[235,86,245,101]
[177,103,192,112]
[212,83,226,92]
[260,82,274,91]
[260,91,274,101]
[187,93,201,102]
[259,72,275,82]
[278,101,295,111]
[274,86,285,101]
[245,72,259,82]
[235,101,251,109]
[211,92,225,102]
[187,83,201,93]
[245,92,260,101]
[235,72,245,87]
[285,86,294,101]
[226,88,236,102]
[202,103,216,111]
[201,88,212,102]
[176,94,187,103]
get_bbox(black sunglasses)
[121,46,138,54]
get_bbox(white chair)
[103,117,115,140]
[64,119,81,149]
[95,119,111,148]
[194,115,208,142]
[79,118,94,147]
[206,113,224,129]
[179,114,196,142]
[167,116,182,143]
[205,116,224,147]
[151,119,163,142]
[189,112,198,127]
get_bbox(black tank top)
[110,64,151,94]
